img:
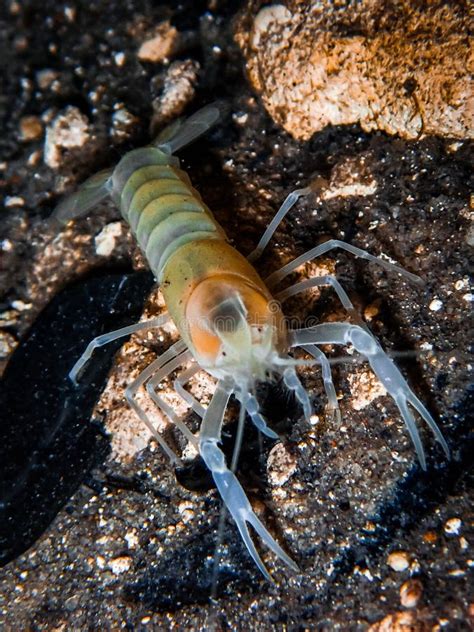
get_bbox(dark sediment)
[0,1,472,629]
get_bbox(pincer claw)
[200,440,299,579]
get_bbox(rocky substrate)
[0,1,472,629]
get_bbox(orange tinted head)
[185,274,286,378]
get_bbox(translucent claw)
[200,440,299,577]
[283,368,312,420]
[266,239,424,289]
[396,395,427,470]
[290,323,449,467]
[406,392,450,460]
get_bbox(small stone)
[138,21,178,63]
[309,414,320,426]
[387,551,410,571]
[444,517,462,535]
[399,579,423,608]
[459,536,468,550]
[233,112,248,126]
[454,278,468,290]
[19,115,43,141]
[151,60,199,127]
[0,310,18,326]
[369,611,418,631]
[36,68,60,90]
[11,299,31,311]
[5,196,25,208]
[348,369,386,411]
[114,51,126,66]
[429,298,443,312]
[111,108,139,142]
[1,239,13,252]
[0,331,17,359]
[27,150,41,166]
[364,301,380,322]
[267,442,297,486]
[64,6,76,22]
[108,556,132,574]
[177,501,195,523]
[44,106,90,168]
[94,222,123,256]
[124,531,138,549]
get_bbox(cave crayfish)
[52,104,449,579]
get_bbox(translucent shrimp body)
[53,105,449,581]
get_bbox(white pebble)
[44,106,90,168]
[429,299,443,312]
[387,551,410,571]
[109,556,132,574]
[444,517,462,535]
[114,51,126,66]
[94,222,123,256]
[5,196,25,208]
[267,442,297,486]
[124,531,138,548]
[454,278,468,290]
[11,299,31,311]
[1,239,13,252]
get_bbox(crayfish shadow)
[0,269,154,567]
[123,530,260,612]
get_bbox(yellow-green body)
[111,146,285,367]
[112,147,225,279]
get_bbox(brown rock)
[236,1,473,140]
[137,21,178,63]
[19,115,43,142]
[400,579,423,609]
[369,610,428,632]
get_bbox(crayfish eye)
[207,293,248,335]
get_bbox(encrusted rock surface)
[0,0,472,629]
[236,1,473,140]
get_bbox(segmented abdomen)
[111,147,225,279]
